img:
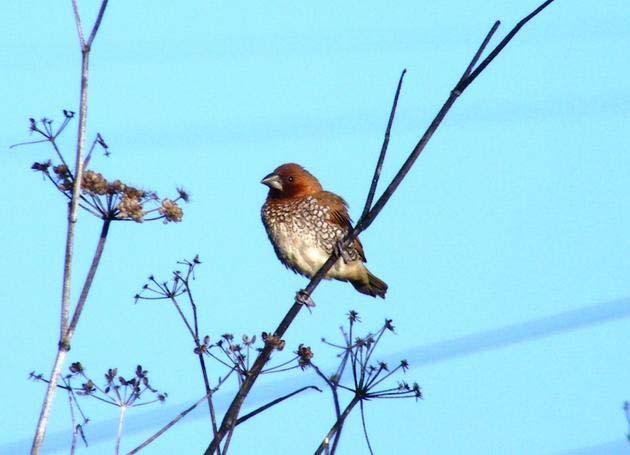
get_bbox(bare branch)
[359,400,374,455]
[314,395,361,455]
[65,219,112,341]
[70,0,85,48]
[235,386,322,427]
[127,386,225,455]
[86,0,110,48]
[359,69,406,221]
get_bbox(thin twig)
[70,0,85,48]
[86,0,109,48]
[235,386,322,426]
[126,390,214,455]
[460,0,555,92]
[183,274,220,444]
[360,69,406,220]
[63,378,78,455]
[314,395,361,455]
[359,401,374,455]
[168,296,196,340]
[65,219,112,340]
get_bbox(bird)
[260,163,387,299]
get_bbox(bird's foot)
[295,290,316,309]
[334,240,352,264]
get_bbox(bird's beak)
[261,173,283,191]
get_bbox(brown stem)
[234,386,322,427]
[314,395,361,455]
[180,282,219,441]
[360,69,406,221]
[65,219,111,340]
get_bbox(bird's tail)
[351,270,388,298]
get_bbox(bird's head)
[261,163,322,199]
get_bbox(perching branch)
[204,2,556,452]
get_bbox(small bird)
[260,163,387,299]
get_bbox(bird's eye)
[288,176,294,182]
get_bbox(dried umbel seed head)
[297,344,313,369]
[176,187,190,203]
[107,179,125,194]
[347,310,360,323]
[69,362,84,374]
[81,380,96,394]
[117,193,144,222]
[59,180,73,191]
[82,170,108,195]
[159,198,183,223]
[53,164,70,178]
[32,161,52,172]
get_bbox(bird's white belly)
[271,223,357,280]
[275,227,329,276]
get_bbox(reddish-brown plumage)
[261,163,387,298]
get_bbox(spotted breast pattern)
[261,195,362,276]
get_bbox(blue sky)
[2,1,629,454]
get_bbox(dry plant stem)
[314,395,361,455]
[235,386,322,426]
[31,2,110,452]
[359,401,374,455]
[205,1,555,452]
[311,364,343,450]
[360,69,406,221]
[198,353,218,435]
[222,428,235,455]
[66,219,111,339]
[65,381,78,455]
[173,287,219,438]
[115,405,128,455]
[32,219,111,454]
[185,288,221,442]
[127,389,217,455]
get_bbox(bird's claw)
[295,290,316,309]
[334,240,352,264]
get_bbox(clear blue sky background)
[2,1,629,454]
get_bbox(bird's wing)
[315,191,367,262]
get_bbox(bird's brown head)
[261,163,322,200]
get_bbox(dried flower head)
[53,164,69,177]
[262,332,285,351]
[347,310,360,323]
[159,198,183,223]
[176,187,190,203]
[117,192,144,222]
[31,161,52,172]
[297,344,314,369]
[82,170,108,195]
[69,362,84,374]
